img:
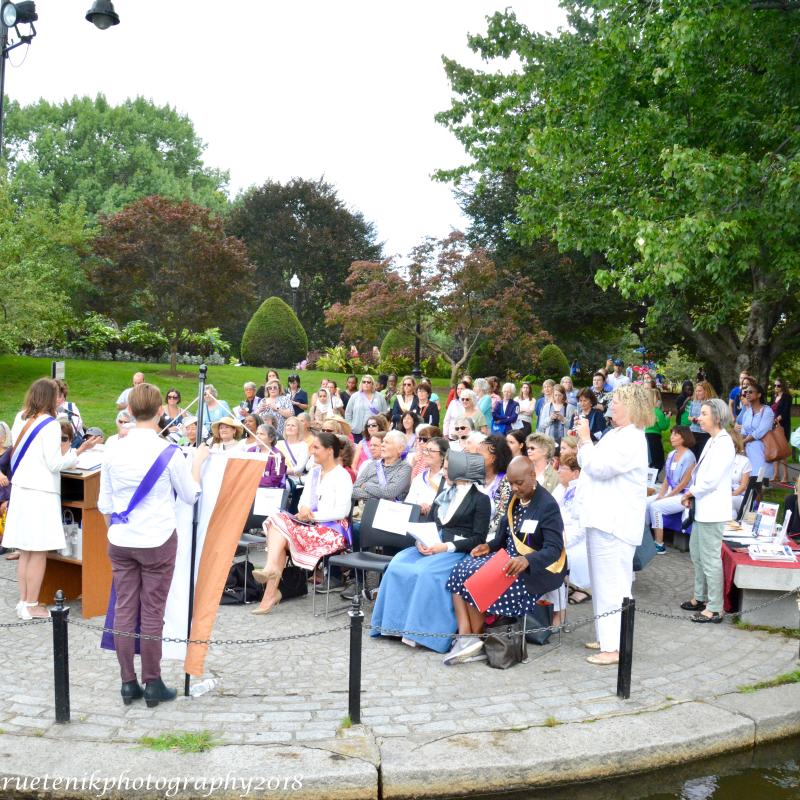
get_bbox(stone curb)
[0,685,798,799]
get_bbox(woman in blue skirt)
[369,451,491,652]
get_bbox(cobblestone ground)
[0,548,797,746]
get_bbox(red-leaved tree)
[91,196,255,372]
[326,231,547,384]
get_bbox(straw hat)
[211,415,245,439]
[320,414,352,437]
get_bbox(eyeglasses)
[322,428,337,433]
[526,446,537,453]
[61,436,70,443]
[454,425,469,431]
[402,382,413,387]
[423,448,441,456]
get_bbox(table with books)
[721,512,800,629]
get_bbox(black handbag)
[484,616,527,669]
[524,601,554,646]
[278,565,308,600]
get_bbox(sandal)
[19,602,50,620]
[568,591,590,605]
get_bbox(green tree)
[437,2,800,389]
[241,297,308,368]
[90,196,254,372]
[538,344,570,381]
[0,184,92,352]
[4,95,228,217]
[226,178,382,347]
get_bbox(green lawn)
[0,356,354,434]
[0,355,453,435]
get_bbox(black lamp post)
[289,272,300,316]
[0,1,120,160]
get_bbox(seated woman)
[478,434,513,541]
[783,474,800,539]
[252,432,353,614]
[646,425,696,552]
[557,454,590,607]
[247,424,287,488]
[399,410,422,456]
[406,424,442,477]
[353,414,390,472]
[242,413,262,440]
[449,415,477,452]
[405,437,449,516]
[445,456,566,664]
[356,431,385,477]
[525,432,559,493]
[730,429,753,517]
[505,428,527,459]
[369,450,491,652]
[209,416,246,452]
[276,416,309,479]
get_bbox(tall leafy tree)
[0,183,92,353]
[326,232,547,385]
[4,95,228,217]
[90,196,254,372]
[226,178,382,347]
[437,1,800,388]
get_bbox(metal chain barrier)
[0,618,51,629]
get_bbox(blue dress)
[369,547,466,653]
[739,406,775,481]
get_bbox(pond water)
[470,736,800,800]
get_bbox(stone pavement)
[0,548,798,798]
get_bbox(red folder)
[464,550,516,613]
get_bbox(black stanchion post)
[51,590,70,723]
[616,597,635,700]
[348,593,364,724]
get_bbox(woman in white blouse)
[575,383,652,665]
[276,417,309,479]
[254,432,353,614]
[405,437,448,517]
[730,430,753,517]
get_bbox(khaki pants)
[689,520,724,613]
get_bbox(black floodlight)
[85,0,119,30]
[2,2,38,27]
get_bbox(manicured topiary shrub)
[241,297,307,368]
[538,343,570,380]
[380,328,416,362]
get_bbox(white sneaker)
[442,638,467,664]
[448,637,484,665]
[401,637,417,648]
[461,651,488,664]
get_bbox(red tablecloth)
[721,542,800,613]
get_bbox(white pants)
[543,583,568,612]
[646,494,685,529]
[586,528,635,653]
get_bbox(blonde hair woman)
[574,383,653,665]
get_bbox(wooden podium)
[41,470,111,619]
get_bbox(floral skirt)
[267,511,347,571]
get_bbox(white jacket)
[577,423,648,546]
[10,412,78,494]
[691,429,735,523]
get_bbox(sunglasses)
[403,382,413,387]
[367,422,379,428]
[167,394,179,400]
[526,446,537,453]
[418,436,430,443]
[454,426,469,431]
[361,380,373,384]
[743,389,755,395]
[61,435,70,443]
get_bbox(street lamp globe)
[289,273,300,290]
[85,0,119,29]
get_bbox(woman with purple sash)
[645,426,696,554]
[344,374,389,442]
[276,417,309,479]
[253,432,353,614]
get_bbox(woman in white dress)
[730,429,752,517]
[5,379,99,619]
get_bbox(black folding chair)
[322,498,420,618]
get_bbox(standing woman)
[391,376,419,430]
[345,374,389,442]
[505,428,527,458]
[514,382,535,436]
[254,432,353,614]
[739,382,775,485]
[491,383,519,435]
[674,380,694,426]
[160,388,186,440]
[99,383,206,705]
[5,379,99,619]
[257,379,294,438]
[680,399,735,623]
[688,381,716,459]
[574,383,652,665]
[416,382,440,427]
[459,390,489,434]
[770,378,792,484]
[644,388,670,472]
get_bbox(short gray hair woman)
[679,397,736,623]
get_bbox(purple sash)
[401,434,416,459]
[375,460,388,488]
[360,439,371,460]
[308,466,351,545]
[100,581,141,654]
[361,391,380,415]
[283,440,297,467]
[10,417,55,476]
[109,445,177,526]
[487,472,503,500]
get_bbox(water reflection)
[468,736,799,800]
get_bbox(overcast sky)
[5,1,566,257]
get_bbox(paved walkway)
[0,548,798,797]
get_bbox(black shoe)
[120,680,144,706]
[691,612,722,624]
[144,678,177,708]
[680,600,706,612]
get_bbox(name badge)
[521,519,538,534]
